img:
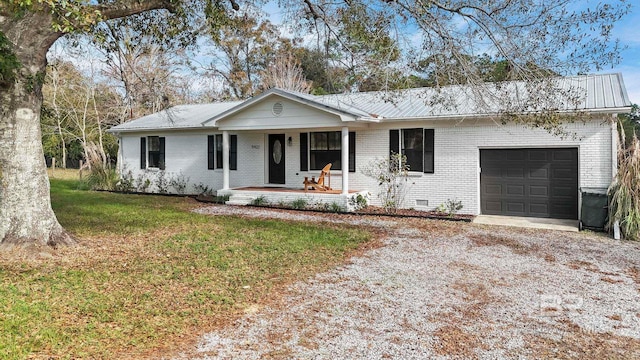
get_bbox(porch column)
[222,130,230,190]
[341,126,349,195]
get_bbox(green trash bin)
[580,192,608,231]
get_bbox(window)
[207,134,237,170]
[300,131,355,172]
[389,129,434,173]
[140,136,165,170]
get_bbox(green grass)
[0,179,371,359]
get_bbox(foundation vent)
[415,199,429,207]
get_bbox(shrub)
[155,171,169,194]
[361,153,411,213]
[349,193,369,211]
[329,202,345,213]
[82,143,119,191]
[135,173,151,193]
[116,169,135,193]
[437,198,464,217]
[291,198,308,209]
[251,195,268,206]
[194,183,213,196]
[169,172,190,194]
[608,133,640,240]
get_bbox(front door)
[268,134,286,184]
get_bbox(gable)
[214,95,362,131]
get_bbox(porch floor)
[234,186,360,195]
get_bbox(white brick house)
[108,74,631,220]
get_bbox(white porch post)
[341,126,349,195]
[222,130,230,190]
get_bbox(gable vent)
[272,102,284,116]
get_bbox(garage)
[480,148,578,219]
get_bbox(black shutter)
[230,135,237,170]
[349,132,356,172]
[207,135,215,170]
[159,137,166,170]
[424,129,434,173]
[215,134,223,169]
[300,133,308,171]
[389,130,399,156]
[140,137,146,169]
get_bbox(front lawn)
[0,178,371,359]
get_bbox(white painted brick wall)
[118,118,613,215]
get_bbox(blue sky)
[608,4,640,104]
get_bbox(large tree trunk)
[0,0,176,247]
[0,13,75,247]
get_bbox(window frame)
[144,136,165,170]
[302,131,355,172]
[389,128,434,174]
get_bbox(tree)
[0,0,630,247]
[202,9,281,99]
[0,0,194,246]
[260,52,311,93]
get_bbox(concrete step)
[225,194,257,206]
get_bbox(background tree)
[202,9,281,99]
[260,52,311,93]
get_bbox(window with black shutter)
[208,134,238,170]
[390,129,434,173]
[147,136,164,168]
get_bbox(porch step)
[225,194,257,206]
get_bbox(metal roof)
[109,73,630,133]
[108,102,242,133]
[312,73,631,120]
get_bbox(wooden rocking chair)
[303,163,332,192]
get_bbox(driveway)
[184,206,640,359]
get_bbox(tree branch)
[92,0,177,21]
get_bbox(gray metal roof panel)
[108,102,243,132]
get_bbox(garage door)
[480,148,578,219]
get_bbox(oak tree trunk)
[0,13,75,246]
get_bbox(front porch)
[217,187,369,212]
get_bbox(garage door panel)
[484,184,502,195]
[552,168,576,181]
[506,168,525,178]
[552,149,576,161]
[481,148,577,219]
[529,203,549,216]
[506,150,526,161]
[485,201,502,212]
[506,202,525,213]
[506,184,525,196]
[529,185,549,197]
[528,150,549,161]
[529,167,549,179]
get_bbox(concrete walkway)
[473,215,579,232]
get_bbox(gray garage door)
[480,148,578,219]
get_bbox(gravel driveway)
[183,206,640,359]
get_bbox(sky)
[608,4,640,105]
